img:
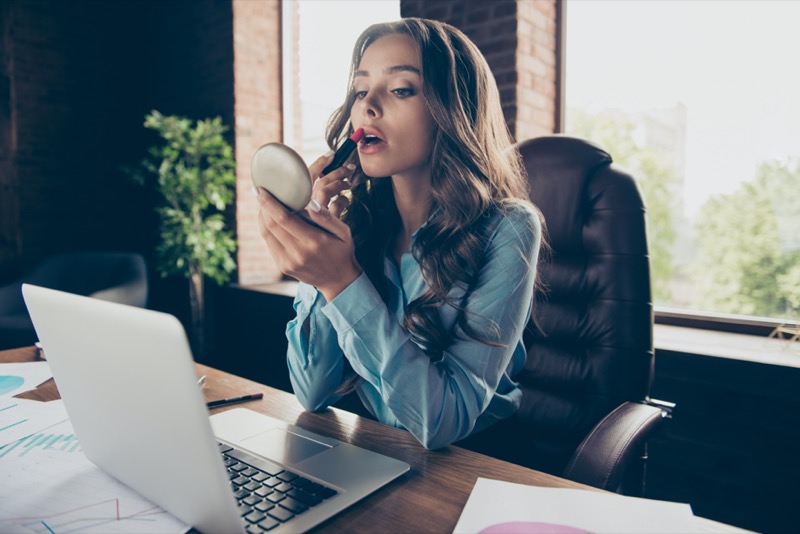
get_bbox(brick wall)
[400,0,559,140]
[232,0,283,285]
[0,0,154,279]
[515,0,559,138]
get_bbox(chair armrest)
[562,401,668,494]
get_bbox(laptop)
[21,283,410,533]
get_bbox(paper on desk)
[0,361,53,399]
[0,416,189,534]
[0,397,69,447]
[454,478,698,534]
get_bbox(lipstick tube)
[322,128,365,175]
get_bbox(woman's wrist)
[318,264,363,303]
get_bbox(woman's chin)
[359,164,390,180]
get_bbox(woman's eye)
[353,90,368,99]
[392,87,416,97]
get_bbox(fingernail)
[308,199,321,212]
[346,163,356,170]
[251,186,259,197]
[323,149,335,158]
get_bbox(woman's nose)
[358,93,381,119]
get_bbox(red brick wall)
[232,0,283,285]
[516,0,559,139]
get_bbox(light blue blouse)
[285,203,541,450]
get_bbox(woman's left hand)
[256,187,363,302]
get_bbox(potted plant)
[127,110,237,359]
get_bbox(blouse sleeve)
[320,206,541,449]
[285,282,348,411]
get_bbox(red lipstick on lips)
[322,128,365,175]
[356,128,387,156]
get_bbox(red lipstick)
[322,128,365,175]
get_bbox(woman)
[256,18,542,449]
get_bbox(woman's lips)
[358,136,386,155]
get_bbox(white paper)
[0,361,53,399]
[0,397,69,447]
[0,417,189,534]
[454,478,698,534]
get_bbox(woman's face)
[350,33,436,181]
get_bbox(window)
[564,0,800,327]
[281,0,400,163]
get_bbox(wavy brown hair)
[326,18,538,361]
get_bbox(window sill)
[655,306,798,337]
[654,324,800,369]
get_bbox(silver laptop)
[22,283,409,533]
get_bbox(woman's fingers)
[312,163,356,212]
[257,188,325,277]
[304,204,353,243]
[257,187,308,243]
[328,194,351,219]
[257,194,295,274]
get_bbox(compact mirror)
[251,142,312,212]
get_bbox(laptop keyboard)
[219,442,338,532]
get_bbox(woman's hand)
[256,151,362,302]
[311,153,357,219]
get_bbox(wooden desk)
[4,346,746,533]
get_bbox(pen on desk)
[206,392,263,409]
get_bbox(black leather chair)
[459,135,673,496]
[0,251,148,350]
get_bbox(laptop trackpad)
[242,428,331,465]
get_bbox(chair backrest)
[0,251,148,350]
[25,252,149,308]
[517,134,654,474]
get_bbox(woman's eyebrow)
[354,65,421,78]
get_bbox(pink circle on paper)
[479,522,590,534]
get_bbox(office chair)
[459,135,673,496]
[0,251,148,350]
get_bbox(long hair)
[326,18,538,360]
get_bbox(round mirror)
[251,143,312,212]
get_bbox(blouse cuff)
[321,272,381,333]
